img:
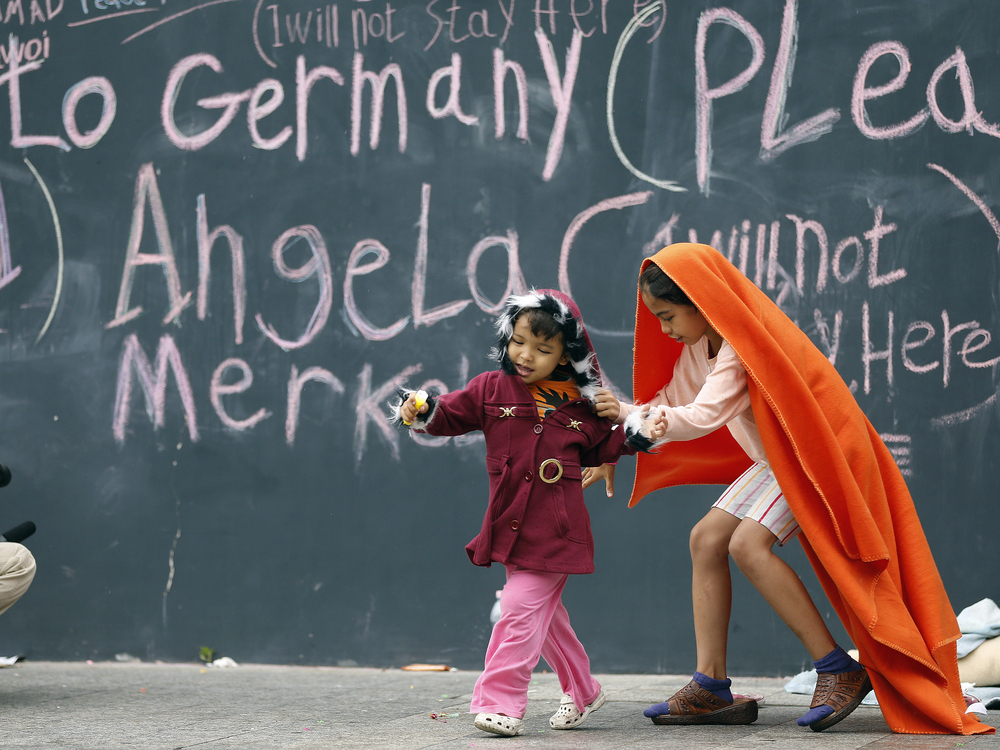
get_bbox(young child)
[395,289,630,737]
[586,243,992,736]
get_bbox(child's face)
[507,314,569,385]
[641,289,712,346]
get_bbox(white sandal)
[549,689,606,729]
[474,713,525,736]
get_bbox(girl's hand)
[593,389,621,421]
[583,463,616,497]
[642,409,667,440]
[400,391,428,425]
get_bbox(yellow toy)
[402,390,428,426]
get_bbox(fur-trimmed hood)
[491,289,603,403]
[390,289,604,429]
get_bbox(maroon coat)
[414,370,628,574]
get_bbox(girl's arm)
[580,422,638,498]
[594,379,679,425]
[625,343,750,448]
[580,420,635,468]
[391,373,489,436]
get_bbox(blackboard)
[0,0,997,677]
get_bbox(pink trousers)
[470,565,601,719]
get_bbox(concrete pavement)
[0,661,996,749]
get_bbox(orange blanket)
[627,243,992,735]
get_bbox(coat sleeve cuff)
[623,408,669,453]
[389,388,439,431]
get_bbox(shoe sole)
[651,698,758,725]
[474,716,524,736]
[809,674,872,732]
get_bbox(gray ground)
[0,661,996,749]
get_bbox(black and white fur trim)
[490,290,602,402]
[623,408,668,453]
[389,388,439,431]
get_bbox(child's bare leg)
[642,509,757,724]
[727,518,835,658]
[729,518,870,730]
[691,509,742,678]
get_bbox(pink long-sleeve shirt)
[617,337,767,465]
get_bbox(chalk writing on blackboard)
[881,434,912,477]
[0,0,996,471]
[22,157,63,343]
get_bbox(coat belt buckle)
[539,458,563,484]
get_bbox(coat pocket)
[485,454,510,521]
[551,483,588,544]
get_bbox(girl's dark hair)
[518,308,563,342]
[639,262,694,306]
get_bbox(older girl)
[588,243,991,736]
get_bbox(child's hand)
[593,389,621,421]
[622,406,666,453]
[642,408,667,440]
[582,463,616,497]
[400,390,428,425]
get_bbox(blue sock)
[813,645,861,675]
[797,646,862,726]
[797,704,835,726]
[643,672,732,718]
[642,700,671,718]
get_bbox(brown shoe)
[807,668,872,732]
[650,680,758,725]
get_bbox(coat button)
[524,471,532,481]
[510,520,520,531]
[533,424,542,434]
